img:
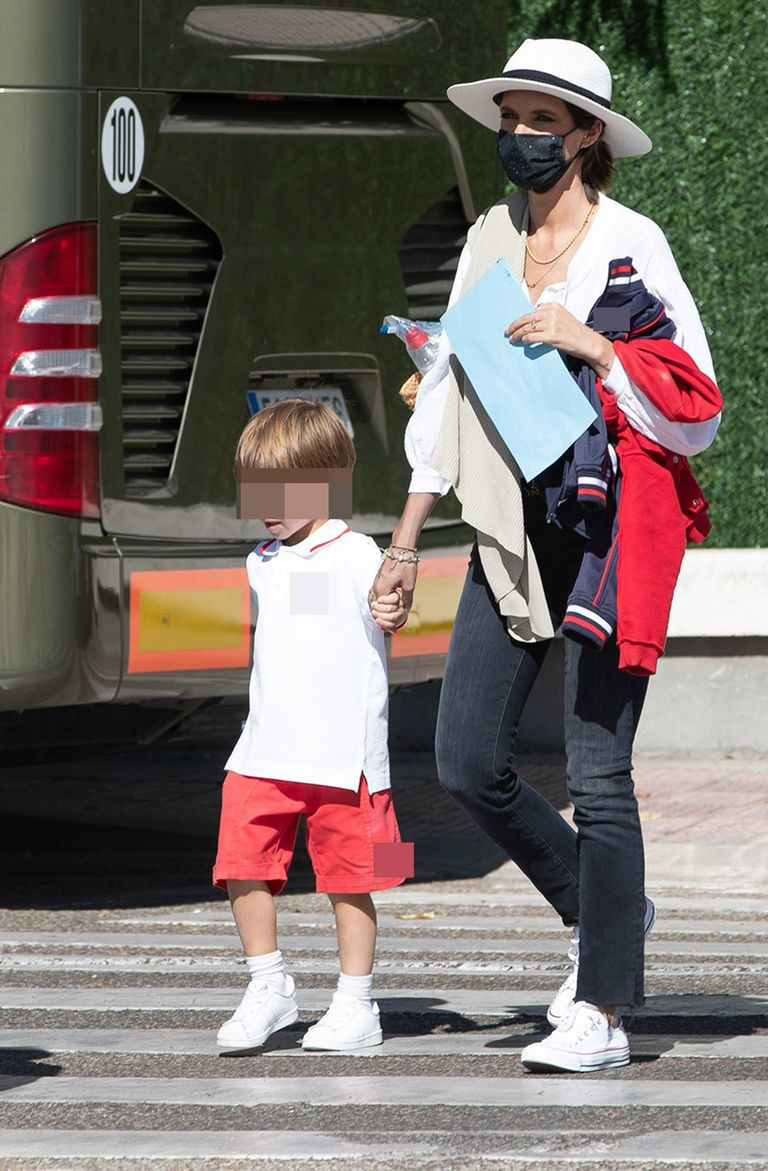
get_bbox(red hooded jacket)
[598,339,722,675]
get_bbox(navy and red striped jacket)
[539,257,721,675]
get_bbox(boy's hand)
[368,558,418,633]
[369,588,406,633]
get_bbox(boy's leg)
[301,890,382,1050]
[228,879,278,955]
[216,878,298,1049]
[212,773,305,1049]
[300,780,400,1051]
[328,891,377,975]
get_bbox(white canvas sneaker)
[216,976,298,1049]
[546,896,656,1027]
[521,1000,630,1072]
[301,992,383,1051]
[546,930,580,1028]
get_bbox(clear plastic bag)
[380,315,442,374]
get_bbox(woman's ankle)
[598,1004,620,1027]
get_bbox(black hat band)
[500,68,612,110]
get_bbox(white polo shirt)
[225,519,390,793]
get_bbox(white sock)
[336,971,374,1005]
[244,949,291,994]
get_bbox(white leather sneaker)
[521,1000,630,1072]
[216,976,298,1049]
[301,992,383,1051]
[546,896,656,1027]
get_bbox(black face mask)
[497,127,583,193]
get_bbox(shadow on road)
[0,1052,61,1082]
[0,746,569,910]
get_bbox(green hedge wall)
[508,1,767,546]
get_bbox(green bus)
[0,0,505,748]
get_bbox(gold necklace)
[525,203,595,266]
[525,259,561,290]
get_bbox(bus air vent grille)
[398,186,469,320]
[118,182,222,495]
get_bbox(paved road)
[0,746,767,1168]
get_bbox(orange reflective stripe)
[128,567,251,674]
[390,554,469,659]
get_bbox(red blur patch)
[373,841,414,878]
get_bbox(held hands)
[505,302,614,375]
[368,557,418,633]
[369,587,406,633]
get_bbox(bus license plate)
[246,387,354,439]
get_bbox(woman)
[369,38,720,1073]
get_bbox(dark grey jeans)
[435,499,649,1008]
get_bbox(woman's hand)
[505,302,615,375]
[367,492,437,633]
[368,558,418,633]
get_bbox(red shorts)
[212,771,404,895]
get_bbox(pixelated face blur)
[261,517,315,542]
[236,467,353,544]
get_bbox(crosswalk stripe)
[0,956,567,977]
[0,954,535,975]
[110,912,768,937]
[1,1074,767,1108]
[1,954,764,980]
[2,986,765,1016]
[1,854,766,1165]
[3,1028,768,1060]
[0,986,546,1013]
[4,930,768,958]
[562,1130,768,1164]
[0,1129,767,1164]
[372,890,768,913]
[1,1128,767,1164]
[0,1128,431,1160]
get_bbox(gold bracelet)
[389,543,418,553]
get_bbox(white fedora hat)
[447,38,651,159]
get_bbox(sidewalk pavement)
[391,752,768,891]
[578,755,768,890]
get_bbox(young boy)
[213,398,408,1052]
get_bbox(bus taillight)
[0,222,102,518]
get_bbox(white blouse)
[405,193,720,497]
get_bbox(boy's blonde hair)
[235,398,356,472]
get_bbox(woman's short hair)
[566,100,615,202]
[235,397,356,472]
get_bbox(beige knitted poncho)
[432,192,554,642]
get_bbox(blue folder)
[441,258,596,481]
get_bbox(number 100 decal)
[101,97,145,195]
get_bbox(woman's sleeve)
[601,222,721,456]
[403,239,472,495]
